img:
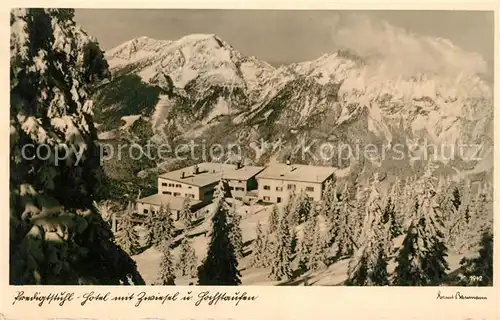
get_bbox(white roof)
[136,193,201,211]
[159,162,264,187]
[256,163,336,183]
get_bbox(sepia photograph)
[9,8,494,289]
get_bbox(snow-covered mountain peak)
[105,34,276,92]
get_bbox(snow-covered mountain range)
[93,33,494,180]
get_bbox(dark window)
[174,192,181,196]
[162,183,167,187]
[276,186,283,191]
[287,184,296,190]
[263,196,270,201]
[143,209,148,214]
[306,186,314,192]
[263,185,270,190]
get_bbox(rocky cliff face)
[93,33,493,183]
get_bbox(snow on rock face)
[102,33,493,172]
[106,34,272,92]
[120,114,141,130]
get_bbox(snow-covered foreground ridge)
[103,34,493,172]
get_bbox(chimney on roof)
[236,160,242,169]
[181,171,185,179]
[286,159,291,165]
[193,164,199,175]
[291,165,297,172]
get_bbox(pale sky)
[74,10,494,74]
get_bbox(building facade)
[255,163,336,203]
[136,162,265,218]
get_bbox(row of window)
[263,184,314,192]
[162,191,195,198]
[229,186,245,192]
[162,182,192,189]
[262,196,282,203]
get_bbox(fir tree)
[198,206,241,285]
[250,222,266,267]
[290,227,299,261]
[157,240,176,285]
[335,183,356,257]
[320,179,337,219]
[297,219,315,273]
[284,191,299,226]
[178,238,197,278]
[308,218,328,271]
[261,234,274,268]
[116,208,140,256]
[10,8,144,285]
[295,190,312,224]
[458,231,493,286]
[179,197,193,228]
[346,182,389,285]
[269,215,293,281]
[150,204,174,248]
[207,177,232,237]
[382,196,401,240]
[267,204,280,234]
[227,205,244,258]
[393,169,449,286]
[393,222,427,286]
[143,205,155,246]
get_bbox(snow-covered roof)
[136,193,201,211]
[256,163,336,184]
[159,162,265,187]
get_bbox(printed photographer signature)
[436,290,488,300]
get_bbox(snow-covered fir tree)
[290,227,299,261]
[250,221,266,267]
[346,180,389,285]
[387,178,404,228]
[227,204,244,258]
[207,177,232,237]
[156,240,176,285]
[458,231,493,286]
[294,190,312,224]
[116,207,140,256]
[10,9,144,284]
[466,184,494,250]
[261,233,274,268]
[400,176,418,229]
[334,183,357,257]
[150,204,174,248]
[382,195,401,241]
[320,179,337,218]
[297,219,315,273]
[178,238,197,278]
[308,218,328,271]
[267,204,280,234]
[179,197,193,228]
[269,214,293,281]
[284,191,299,226]
[450,181,474,253]
[393,166,449,286]
[212,177,232,211]
[198,205,241,285]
